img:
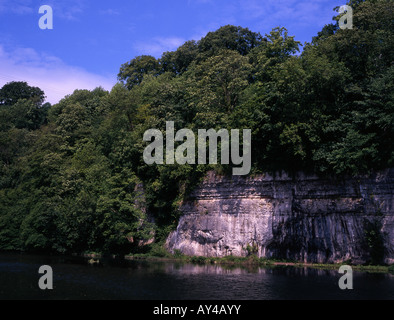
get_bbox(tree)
[0,82,49,131]
[316,0,394,81]
[252,27,301,82]
[187,49,252,122]
[8,100,50,130]
[160,40,199,75]
[95,170,155,254]
[306,0,394,174]
[118,55,161,90]
[0,81,45,106]
[198,25,264,58]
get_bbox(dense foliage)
[0,0,392,255]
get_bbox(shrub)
[246,243,259,256]
[150,244,170,258]
[173,249,185,259]
[190,256,207,264]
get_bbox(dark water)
[0,253,393,300]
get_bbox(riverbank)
[130,256,393,274]
[81,251,394,274]
[3,249,392,274]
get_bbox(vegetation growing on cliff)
[0,0,392,258]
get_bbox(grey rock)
[166,169,394,264]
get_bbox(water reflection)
[0,253,393,300]
[164,263,251,275]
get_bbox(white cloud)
[187,0,341,36]
[99,8,120,16]
[44,0,86,21]
[0,0,86,20]
[238,0,341,30]
[134,37,186,57]
[0,0,34,15]
[0,44,116,104]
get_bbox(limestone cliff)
[166,169,394,264]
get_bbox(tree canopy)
[0,81,46,106]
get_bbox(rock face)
[166,169,394,264]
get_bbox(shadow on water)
[0,253,393,300]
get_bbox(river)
[0,253,393,300]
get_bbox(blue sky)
[0,0,345,104]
